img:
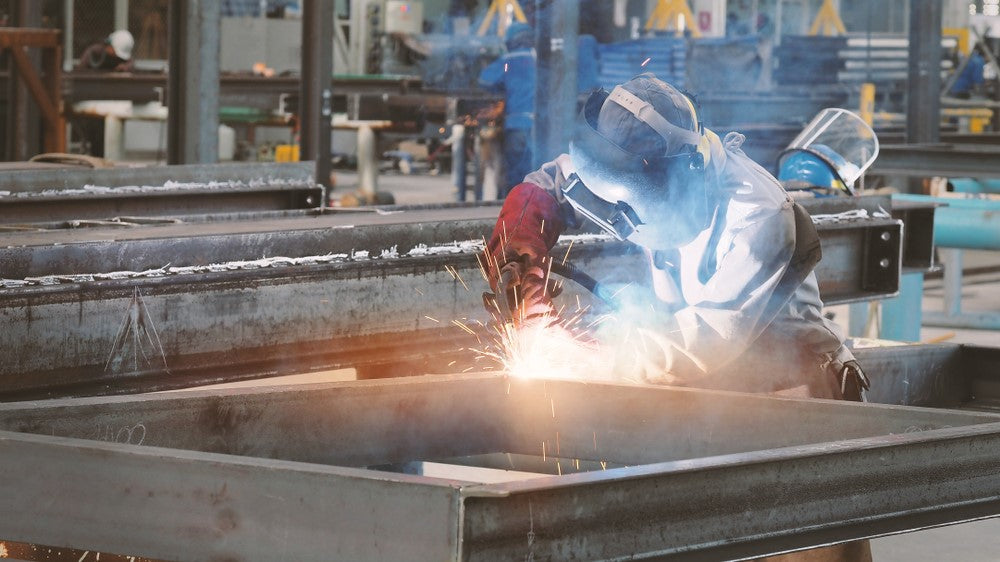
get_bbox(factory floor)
[339,169,1000,560]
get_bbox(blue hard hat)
[504,22,533,50]
[778,145,847,192]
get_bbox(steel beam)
[1,376,1000,559]
[799,194,935,272]
[872,143,1000,178]
[0,162,322,225]
[0,204,902,399]
[300,0,334,189]
[167,0,221,164]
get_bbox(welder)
[483,73,871,561]
[77,30,135,72]
[478,22,536,198]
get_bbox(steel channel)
[1,376,1000,559]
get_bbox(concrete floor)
[335,169,1000,559]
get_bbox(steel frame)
[1,375,1000,560]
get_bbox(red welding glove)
[482,183,566,323]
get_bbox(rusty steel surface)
[1,375,1000,560]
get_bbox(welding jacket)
[524,130,857,397]
[478,47,536,131]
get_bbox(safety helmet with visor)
[777,108,878,195]
[565,73,711,249]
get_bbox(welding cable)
[549,261,612,305]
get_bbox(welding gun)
[482,258,611,326]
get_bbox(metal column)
[6,1,43,161]
[534,0,579,167]
[63,0,74,72]
[114,0,129,31]
[167,0,221,164]
[300,0,334,189]
[906,0,941,145]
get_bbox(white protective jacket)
[525,130,856,397]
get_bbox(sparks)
[641,57,651,67]
[424,315,439,323]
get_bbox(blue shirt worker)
[478,22,536,198]
[951,48,985,99]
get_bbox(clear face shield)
[780,108,879,194]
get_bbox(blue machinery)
[861,142,1000,339]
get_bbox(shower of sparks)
[641,57,651,67]
[561,240,575,265]
[424,315,439,323]
[445,265,471,292]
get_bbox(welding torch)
[482,258,612,327]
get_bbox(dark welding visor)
[561,174,643,241]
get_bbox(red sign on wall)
[698,11,711,31]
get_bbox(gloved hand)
[837,360,870,402]
[482,183,566,324]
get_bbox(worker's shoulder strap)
[788,201,822,275]
[760,201,822,322]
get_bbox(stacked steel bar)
[775,34,954,86]
[598,36,687,90]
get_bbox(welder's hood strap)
[607,86,702,148]
[570,90,697,192]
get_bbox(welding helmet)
[566,73,712,249]
[108,30,134,60]
[777,108,878,195]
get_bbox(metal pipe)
[356,123,377,198]
[62,0,73,72]
[114,0,128,32]
[893,193,1000,250]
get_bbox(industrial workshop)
[2,0,1000,560]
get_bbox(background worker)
[478,22,536,198]
[77,29,135,72]
[483,74,871,560]
[949,45,986,99]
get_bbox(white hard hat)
[108,30,134,60]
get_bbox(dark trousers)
[502,128,532,198]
